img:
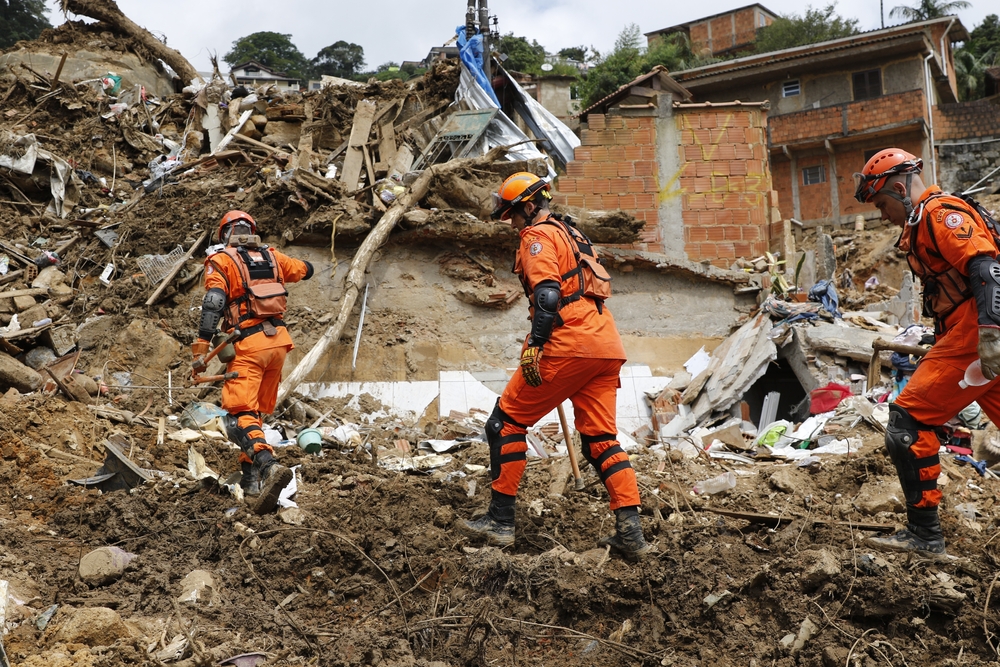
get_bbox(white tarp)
[499,68,580,168]
[0,134,81,218]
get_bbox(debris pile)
[2,8,1000,667]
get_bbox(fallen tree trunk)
[61,0,201,85]
[276,146,511,406]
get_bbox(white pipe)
[924,51,938,185]
[940,18,956,82]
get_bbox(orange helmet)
[491,172,551,221]
[854,149,922,203]
[218,210,256,242]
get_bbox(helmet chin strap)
[881,172,915,219]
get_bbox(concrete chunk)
[800,549,841,589]
[12,295,35,311]
[79,546,136,585]
[177,569,218,605]
[54,606,132,646]
[853,482,904,515]
[0,352,42,392]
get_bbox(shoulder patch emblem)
[529,241,543,256]
[205,265,214,275]
[944,212,964,229]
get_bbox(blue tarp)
[808,279,841,318]
[456,27,500,107]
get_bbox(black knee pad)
[226,411,261,458]
[580,433,631,482]
[485,400,527,481]
[884,404,940,507]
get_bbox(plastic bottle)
[959,360,993,389]
[693,471,737,495]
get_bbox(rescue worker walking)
[191,210,315,514]
[855,148,1000,556]
[461,172,652,559]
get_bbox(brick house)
[551,66,778,267]
[646,4,777,59]
[671,17,969,227]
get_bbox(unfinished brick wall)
[553,114,661,251]
[933,98,1000,141]
[676,106,774,266]
[769,90,927,146]
[553,105,775,268]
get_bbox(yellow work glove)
[191,339,210,375]
[520,346,543,387]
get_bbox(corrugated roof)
[576,65,692,119]
[673,16,967,83]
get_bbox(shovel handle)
[557,404,585,489]
[191,371,239,384]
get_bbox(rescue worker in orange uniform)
[855,148,1000,556]
[191,210,315,514]
[461,173,652,558]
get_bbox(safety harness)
[902,192,1000,333]
[515,215,612,314]
[209,245,289,339]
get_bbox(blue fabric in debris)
[891,351,919,373]
[808,279,841,318]
[456,27,500,107]
[783,313,820,325]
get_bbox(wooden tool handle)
[872,338,929,357]
[557,404,584,486]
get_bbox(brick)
[626,145,644,160]
[593,178,610,194]
[627,178,646,193]
[734,143,753,159]
[591,146,610,161]
[567,162,585,177]
[698,211,717,225]
[644,209,659,225]
[624,117,641,129]
[695,162,713,177]
[711,162,730,176]
[749,207,765,224]
[729,175,746,190]
[600,162,619,178]
[583,162,601,178]
[723,193,743,209]
[706,227,726,241]
[679,176,695,192]
[747,160,764,175]
[605,115,625,129]
[685,194,705,210]
[588,114,606,130]
[734,241,752,257]
[700,114,717,129]
[732,209,751,224]
[717,242,737,259]
[607,146,626,161]
[727,128,745,143]
[742,225,762,241]
[715,209,734,225]
[745,175,764,191]
[575,178,594,193]
[614,130,635,145]
[619,193,637,209]
[551,193,568,206]
[636,193,655,208]
[729,160,748,176]
[640,146,657,160]
[724,226,742,241]
[714,144,737,160]
[584,194,605,208]
[575,147,593,162]
[643,176,658,191]
[635,161,656,177]
[683,145,703,161]
[636,117,655,129]
[580,130,599,146]
[711,176,728,192]
[602,194,620,209]
[694,128,712,144]
[609,177,628,193]
[617,162,635,178]
[687,227,710,242]
[565,194,585,207]
[556,178,577,193]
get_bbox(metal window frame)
[782,79,801,97]
[802,164,826,186]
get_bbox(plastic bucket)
[297,428,323,454]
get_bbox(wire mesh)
[136,245,185,284]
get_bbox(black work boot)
[250,450,293,515]
[867,507,946,556]
[239,461,257,494]
[460,491,515,546]
[599,507,653,560]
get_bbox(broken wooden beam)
[340,99,377,188]
[701,507,893,531]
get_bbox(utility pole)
[881,0,885,28]
[479,0,492,81]
[466,0,477,39]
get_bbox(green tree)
[753,4,859,53]
[312,41,366,79]
[0,0,51,50]
[889,0,970,22]
[953,48,992,99]
[557,45,589,63]
[224,32,310,80]
[497,33,546,73]
[579,25,692,108]
[967,14,1000,64]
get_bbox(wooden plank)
[213,109,253,155]
[1,323,53,341]
[340,99,378,188]
[387,144,414,181]
[377,119,396,172]
[0,287,48,300]
[144,230,208,306]
[293,99,315,172]
[701,507,893,532]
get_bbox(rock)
[667,370,692,390]
[78,546,136,585]
[768,467,804,494]
[19,303,48,327]
[278,507,305,525]
[853,482,904,515]
[791,616,819,653]
[76,316,114,351]
[822,646,850,667]
[177,569,218,605]
[800,549,841,589]
[263,120,301,147]
[54,606,132,646]
[30,266,66,289]
[23,346,56,370]
[12,295,35,311]
[0,352,42,392]
[113,319,181,376]
[49,282,73,299]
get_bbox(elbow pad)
[303,261,315,280]
[969,255,1000,326]
[198,288,227,340]
[529,281,561,347]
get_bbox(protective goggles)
[853,160,921,203]
[223,220,255,238]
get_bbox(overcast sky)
[47,0,993,76]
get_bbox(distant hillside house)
[646,4,778,58]
[230,61,300,91]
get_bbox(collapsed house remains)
[1,2,1000,666]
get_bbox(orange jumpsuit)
[492,214,641,510]
[204,247,310,465]
[894,186,1000,508]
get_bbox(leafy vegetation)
[753,4,859,53]
[223,32,310,80]
[0,0,51,50]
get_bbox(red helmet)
[218,210,256,242]
[491,172,551,221]
[854,149,922,203]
